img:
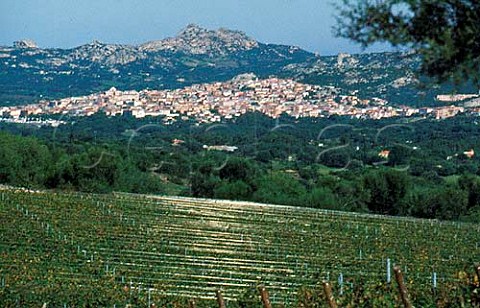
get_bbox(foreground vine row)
[0,190,479,306]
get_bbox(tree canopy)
[335,0,480,85]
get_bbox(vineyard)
[0,189,479,307]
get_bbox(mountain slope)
[280,52,478,107]
[0,25,315,105]
[1,25,477,107]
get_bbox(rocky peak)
[13,40,38,49]
[177,23,208,38]
[140,24,259,55]
[88,40,105,48]
[336,53,358,67]
[69,40,142,66]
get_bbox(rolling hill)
[1,188,478,306]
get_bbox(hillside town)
[1,74,479,126]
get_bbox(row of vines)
[0,190,479,306]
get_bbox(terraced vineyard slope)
[0,190,479,306]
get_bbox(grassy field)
[0,189,479,307]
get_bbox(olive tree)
[335,0,480,85]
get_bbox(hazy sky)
[0,0,391,55]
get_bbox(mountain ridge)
[0,24,317,105]
[139,23,259,55]
[0,24,476,107]
[6,24,274,58]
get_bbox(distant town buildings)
[1,75,479,126]
[464,149,475,159]
[436,94,479,102]
[378,150,390,159]
[203,145,238,152]
[434,106,464,120]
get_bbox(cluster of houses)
[1,76,480,125]
[379,148,475,160]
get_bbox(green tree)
[115,167,164,194]
[0,132,52,187]
[214,180,252,200]
[388,144,413,167]
[68,148,122,193]
[219,157,257,183]
[253,172,307,206]
[458,174,480,209]
[409,186,468,220]
[303,187,337,210]
[363,169,410,215]
[434,186,468,220]
[190,173,220,198]
[333,179,370,212]
[318,148,351,168]
[0,138,20,184]
[335,0,480,84]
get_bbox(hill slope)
[0,25,314,105]
[0,189,478,306]
[2,25,478,108]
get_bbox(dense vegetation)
[0,189,479,306]
[336,0,480,85]
[1,112,479,222]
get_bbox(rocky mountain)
[0,25,315,105]
[280,52,423,105]
[67,40,144,66]
[0,24,475,107]
[280,51,478,107]
[13,40,38,49]
[139,24,259,55]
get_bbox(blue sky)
[0,0,391,55]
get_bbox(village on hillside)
[1,74,479,126]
